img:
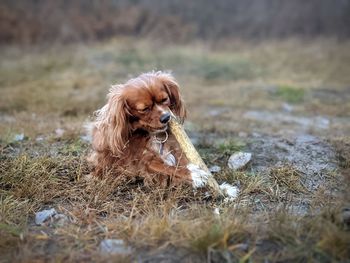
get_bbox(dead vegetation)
[0,137,349,262]
[0,38,350,262]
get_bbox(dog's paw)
[187,163,209,188]
[220,182,239,201]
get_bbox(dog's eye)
[139,107,150,113]
[161,98,169,104]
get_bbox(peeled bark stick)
[169,113,223,196]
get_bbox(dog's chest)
[150,140,176,166]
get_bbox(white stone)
[238,132,248,138]
[282,103,293,113]
[14,133,25,142]
[35,208,57,225]
[36,136,45,142]
[228,152,252,170]
[80,135,91,142]
[55,128,65,137]
[209,165,221,173]
[100,239,132,255]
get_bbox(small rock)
[14,133,25,142]
[35,208,57,225]
[251,132,261,138]
[237,243,249,252]
[80,135,91,142]
[55,128,65,138]
[100,239,132,255]
[314,116,330,130]
[209,165,221,173]
[228,152,252,170]
[282,103,293,113]
[342,208,350,226]
[36,136,45,142]
[238,132,248,138]
[208,107,228,117]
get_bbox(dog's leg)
[140,149,208,188]
[145,158,191,183]
[168,141,209,188]
[186,163,209,188]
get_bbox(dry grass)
[269,165,307,194]
[0,140,349,262]
[1,38,350,262]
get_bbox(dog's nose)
[160,112,171,124]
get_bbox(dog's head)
[94,71,186,154]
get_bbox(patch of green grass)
[112,46,257,81]
[275,85,305,103]
[198,139,245,167]
[190,56,256,81]
[116,48,148,68]
[217,139,245,156]
[58,138,88,156]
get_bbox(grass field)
[0,38,349,262]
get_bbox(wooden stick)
[169,113,223,196]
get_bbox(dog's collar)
[154,131,168,144]
[153,131,168,155]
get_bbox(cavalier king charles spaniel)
[87,71,210,189]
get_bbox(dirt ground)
[0,38,349,262]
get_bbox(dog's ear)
[93,85,130,155]
[158,72,186,123]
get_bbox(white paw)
[187,163,209,188]
[220,182,239,201]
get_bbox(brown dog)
[87,71,209,188]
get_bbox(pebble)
[80,135,91,142]
[209,165,221,173]
[14,133,25,142]
[35,208,69,226]
[228,152,252,170]
[35,208,57,225]
[36,136,45,142]
[100,239,132,255]
[238,132,248,138]
[342,208,350,226]
[282,103,294,113]
[55,128,65,138]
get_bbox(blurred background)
[1,0,350,44]
[0,0,349,139]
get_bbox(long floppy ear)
[157,72,186,123]
[93,85,130,155]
